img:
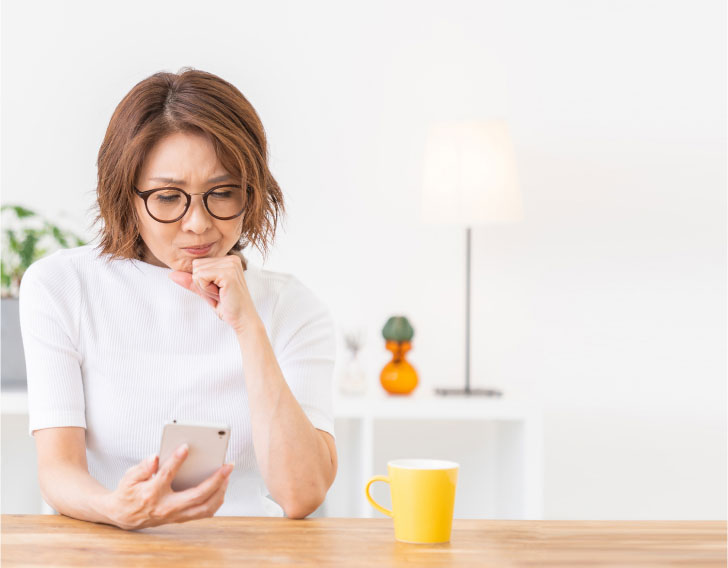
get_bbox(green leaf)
[51,225,69,248]
[19,231,39,269]
[1,206,87,287]
[9,205,36,218]
[6,229,20,253]
[0,260,10,290]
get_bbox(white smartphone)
[158,420,231,491]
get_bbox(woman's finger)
[193,281,217,307]
[203,281,220,299]
[154,443,189,488]
[121,455,158,485]
[169,271,218,305]
[191,265,236,298]
[163,464,233,515]
[171,476,230,523]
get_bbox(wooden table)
[1,515,725,567]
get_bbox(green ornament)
[382,316,414,342]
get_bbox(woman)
[18,68,338,529]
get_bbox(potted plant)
[1,205,86,389]
[379,315,418,395]
[338,327,367,396]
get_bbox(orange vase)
[380,340,418,395]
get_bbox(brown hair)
[91,67,284,270]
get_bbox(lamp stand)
[435,227,503,397]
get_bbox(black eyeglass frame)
[133,184,249,223]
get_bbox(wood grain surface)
[1,515,725,567]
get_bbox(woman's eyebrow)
[148,174,234,184]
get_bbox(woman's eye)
[210,190,233,200]
[154,191,181,203]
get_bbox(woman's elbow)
[281,457,337,519]
[37,469,60,511]
[283,490,327,520]
[38,484,56,512]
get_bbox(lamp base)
[435,387,502,397]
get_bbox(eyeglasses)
[133,184,248,223]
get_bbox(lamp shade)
[421,120,523,226]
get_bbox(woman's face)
[134,131,244,272]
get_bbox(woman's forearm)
[236,319,335,518]
[39,464,115,525]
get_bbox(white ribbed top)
[18,244,336,517]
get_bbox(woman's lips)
[181,243,214,255]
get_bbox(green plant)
[382,316,414,343]
[1,204,86,297]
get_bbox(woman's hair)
[92,67,284,269]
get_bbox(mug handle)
[365,475,393,517]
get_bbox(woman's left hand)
[168,255,257,333]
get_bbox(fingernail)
[175,443,189,457]
[224,464,234,476]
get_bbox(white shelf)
[329,388,543,520]
[3,387,543,519]
[1,389,28,415]
[334,389,539,421]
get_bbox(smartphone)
[158,420,231,491]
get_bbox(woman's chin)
[171,258,194,273]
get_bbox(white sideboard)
[2,388,542,519]
[2,390,28,415]
[1,390,49,514]
[326,389,542,519]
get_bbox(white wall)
[2,0,725,519]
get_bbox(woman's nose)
[181,195,213,232]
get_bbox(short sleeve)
[18,257,86,436]
[271,277,337,440]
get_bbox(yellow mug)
[365,459,459,544]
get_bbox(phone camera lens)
[218,431,225,436]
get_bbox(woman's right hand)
[102,444,234,530]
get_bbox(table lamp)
[421,119,523,396]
